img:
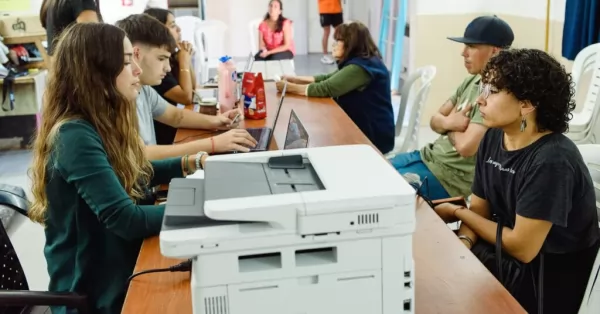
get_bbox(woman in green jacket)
[276,22,395,154]
[29,23,206,314]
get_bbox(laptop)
[246,81,287,151]
[284,109,309,149]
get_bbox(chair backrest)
[195,20,228,62]
[576,144,600,314]
[174,16,203,46]
[0,213,29,313]
[249,18,263,54]
[577,144,600,219]
[395,66,437,152]
[569,44,600,142]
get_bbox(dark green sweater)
[43,120,183,314]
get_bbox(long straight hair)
[29,23,152,224]
[263,0,287,33]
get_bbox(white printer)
[159,144,416,314]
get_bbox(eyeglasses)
[479,83,491,100]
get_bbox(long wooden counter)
[121,84,524,313]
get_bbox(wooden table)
[122,84,524,314]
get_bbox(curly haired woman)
[29,23,206,314]
[434,49,600,313]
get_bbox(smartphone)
[231,113,241,126]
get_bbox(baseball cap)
[447,15,514,48]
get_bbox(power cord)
[125,258,193,290]
[411,176,435,209]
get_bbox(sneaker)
[320,55,335,64]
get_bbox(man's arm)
[154,102,216,129]
[429,99,455,134]
[447,123,487,157]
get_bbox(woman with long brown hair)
[29,22,206,314]
[277,21,394,154]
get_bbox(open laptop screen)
[284,109,309,149]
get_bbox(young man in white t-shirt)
[116,14,256,160]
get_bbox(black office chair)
[0,185,29,217]
[0,185,90,314]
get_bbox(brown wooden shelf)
[0,70,46,84]
[2,34,49,69]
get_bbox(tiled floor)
[0,53,437,290]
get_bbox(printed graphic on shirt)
[485,157,516,174]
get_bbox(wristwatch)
[195,151,207,170]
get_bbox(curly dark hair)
[481,48,575,133]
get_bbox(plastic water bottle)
[217,55,237,113]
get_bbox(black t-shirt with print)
[46,0,100,56]
[472,128,600,313]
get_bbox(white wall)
[416,0,566,21]
[0,0,43,15]
[1,0,168,23]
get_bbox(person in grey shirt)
[117,14,257,160]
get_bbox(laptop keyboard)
[247,128,264,141]
[247,128,272,151]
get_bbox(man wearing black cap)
[390,15,514,200]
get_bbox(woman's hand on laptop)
[212,110,240,130]
[212,129,257,153]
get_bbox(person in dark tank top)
[40,0,101,57]
[434,48,600,314]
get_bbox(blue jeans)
[390,151,450,200]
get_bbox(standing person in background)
[39,0,101,57]
[318,0,343,64]
[144,8,197,145]
[255,0,295,61]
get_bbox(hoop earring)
[520,117,527,132]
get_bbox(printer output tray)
[162,179,250,231]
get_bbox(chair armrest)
[0,290,90,314]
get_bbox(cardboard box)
[0,15,45,38]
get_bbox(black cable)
[415,176,435,209]
[125,258,193,290]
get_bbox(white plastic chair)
[249,18,263,55]
[577,144,600,314]
[174,16,203,46]
[174,16,204,82]
[248,18,296,72]
[567,43,600,144]
[194,19,228,83]
[385,66,437,157]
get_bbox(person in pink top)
[255,0,295,61]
